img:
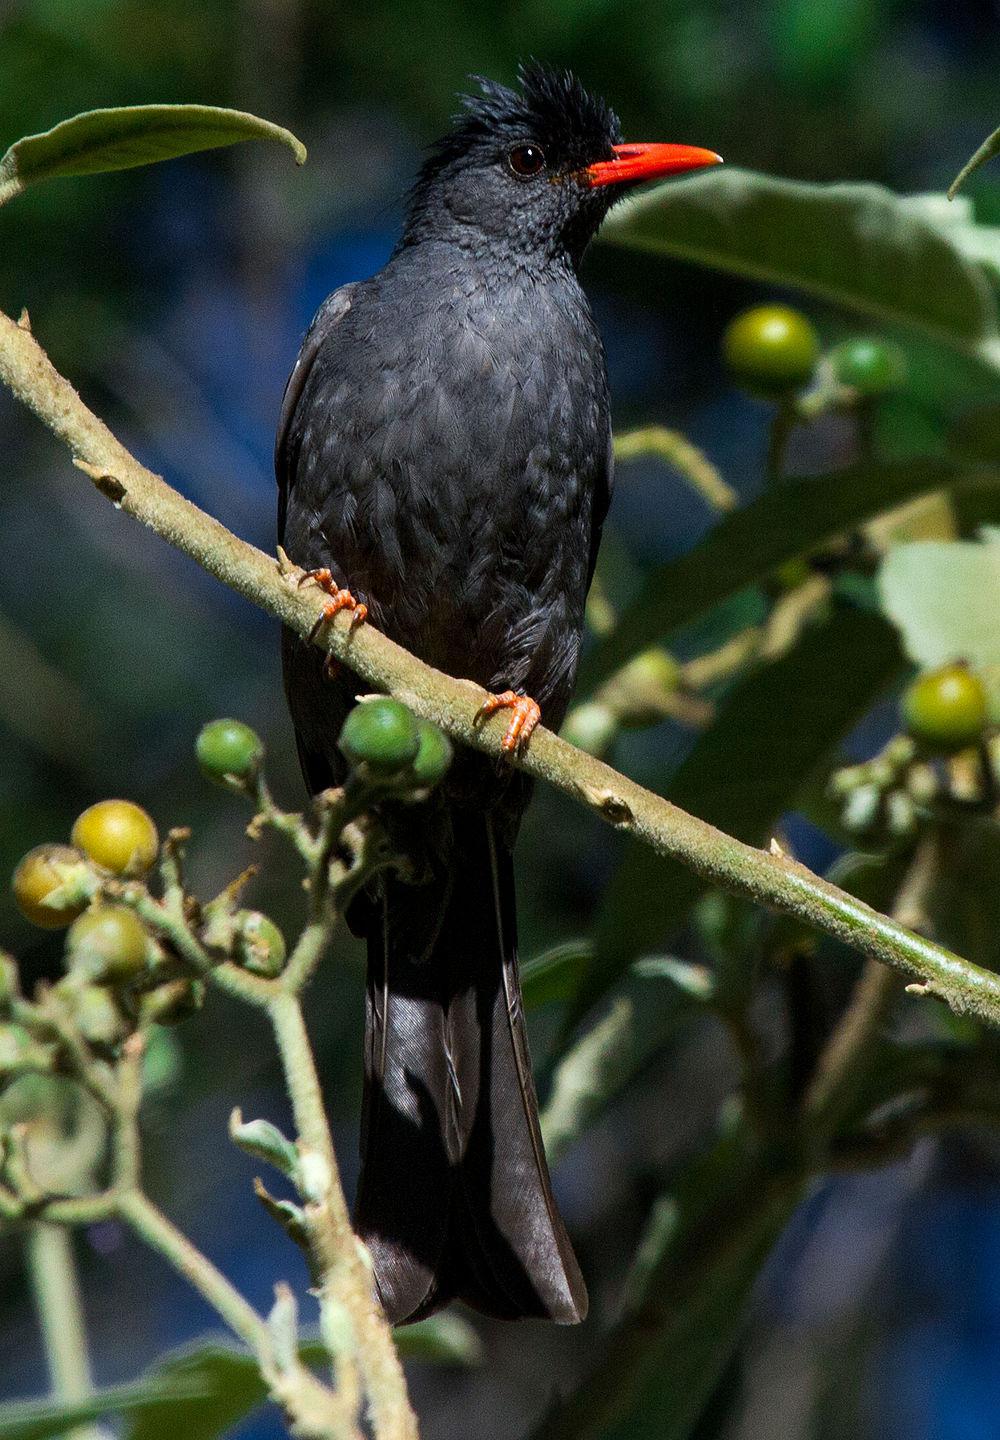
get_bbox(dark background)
[1,2,999,1436]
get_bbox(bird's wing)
[586,424,614,591]
[275,283,359,542]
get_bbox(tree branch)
[2,306,999,1027]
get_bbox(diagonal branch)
[2,306,998,1027]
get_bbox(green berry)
[196,719,264,785]
[830,337,907,396]
[235,911,287,977]
[72,801,158,876]
[12,845,89,929]
[339,698,420,774]
[66,906,149,983]
[722,305,820,395]
[71,983,129,1051]
[902,664,988,753]
[410,722,453,788]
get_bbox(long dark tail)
[355,809,587,1325]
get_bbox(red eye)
[507,144,546,178]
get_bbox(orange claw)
[477,690,541,754]
[298,568,369,643]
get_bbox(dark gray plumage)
[276,64,717,1324]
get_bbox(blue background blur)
[2,2,1000,1436]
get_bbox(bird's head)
[400,64,721,268]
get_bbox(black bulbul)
[276,64,720,1325]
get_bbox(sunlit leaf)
[0,105,305,206]
[600,168,1000,371]
[878,530,1000,670]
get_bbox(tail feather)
[355,810,587,1324]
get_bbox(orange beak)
[583,142,722,188]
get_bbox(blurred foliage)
[3,2,1000,1439]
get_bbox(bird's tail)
[355,809,587,1325]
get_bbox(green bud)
[410,722,453,788]
[196,718,265,785]
[830,337,907,396]
[235,911,286,977]
[903,664,988,753]
[66,905,149,983]
[69,984,129,1051]
[229,1107,298,1175]
[339,698,420,774]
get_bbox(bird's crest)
[415,63,622,188]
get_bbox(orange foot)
[298,568,369,648]
[477,690,541,755]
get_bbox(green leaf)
[0,105,305,206]
[580,458,983,692]
[600,168,1000,371]
[567,608,902,1032]
[950,123,1000,199]
[393,1312,483,1365]
[522,940,594,1009]
[0,1320,480,1440]
[878,530,1000,670]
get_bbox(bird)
[276,63,720,1326]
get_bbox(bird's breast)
[287,265,610,707]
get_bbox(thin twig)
[26,1224,107,1440]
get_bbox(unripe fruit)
[235,911,286,978]
[830,337,907,396]
[140,979,205,1027]
[66,906,148,983]
[410,721,453,788]
[70,983,129,1051]
[196,719,264,785]
[339,698,420,774]
[722,305,820,395]
[72,801,158,876]
[902,664,988,753]
[13,845,89,929]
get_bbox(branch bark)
[2,305,999,1029]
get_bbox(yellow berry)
[71,801,159,876]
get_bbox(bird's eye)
[507,144,546,178]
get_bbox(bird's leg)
[298,568,369,646]
[477,690,542,754]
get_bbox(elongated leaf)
[0,1318,479,1440]
[600,168,1000,369]
[567,608,902,1031]
[950,123,1000,198]
[0,105,305,205]
[580,458,985,692]
[522,940,595,1009]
